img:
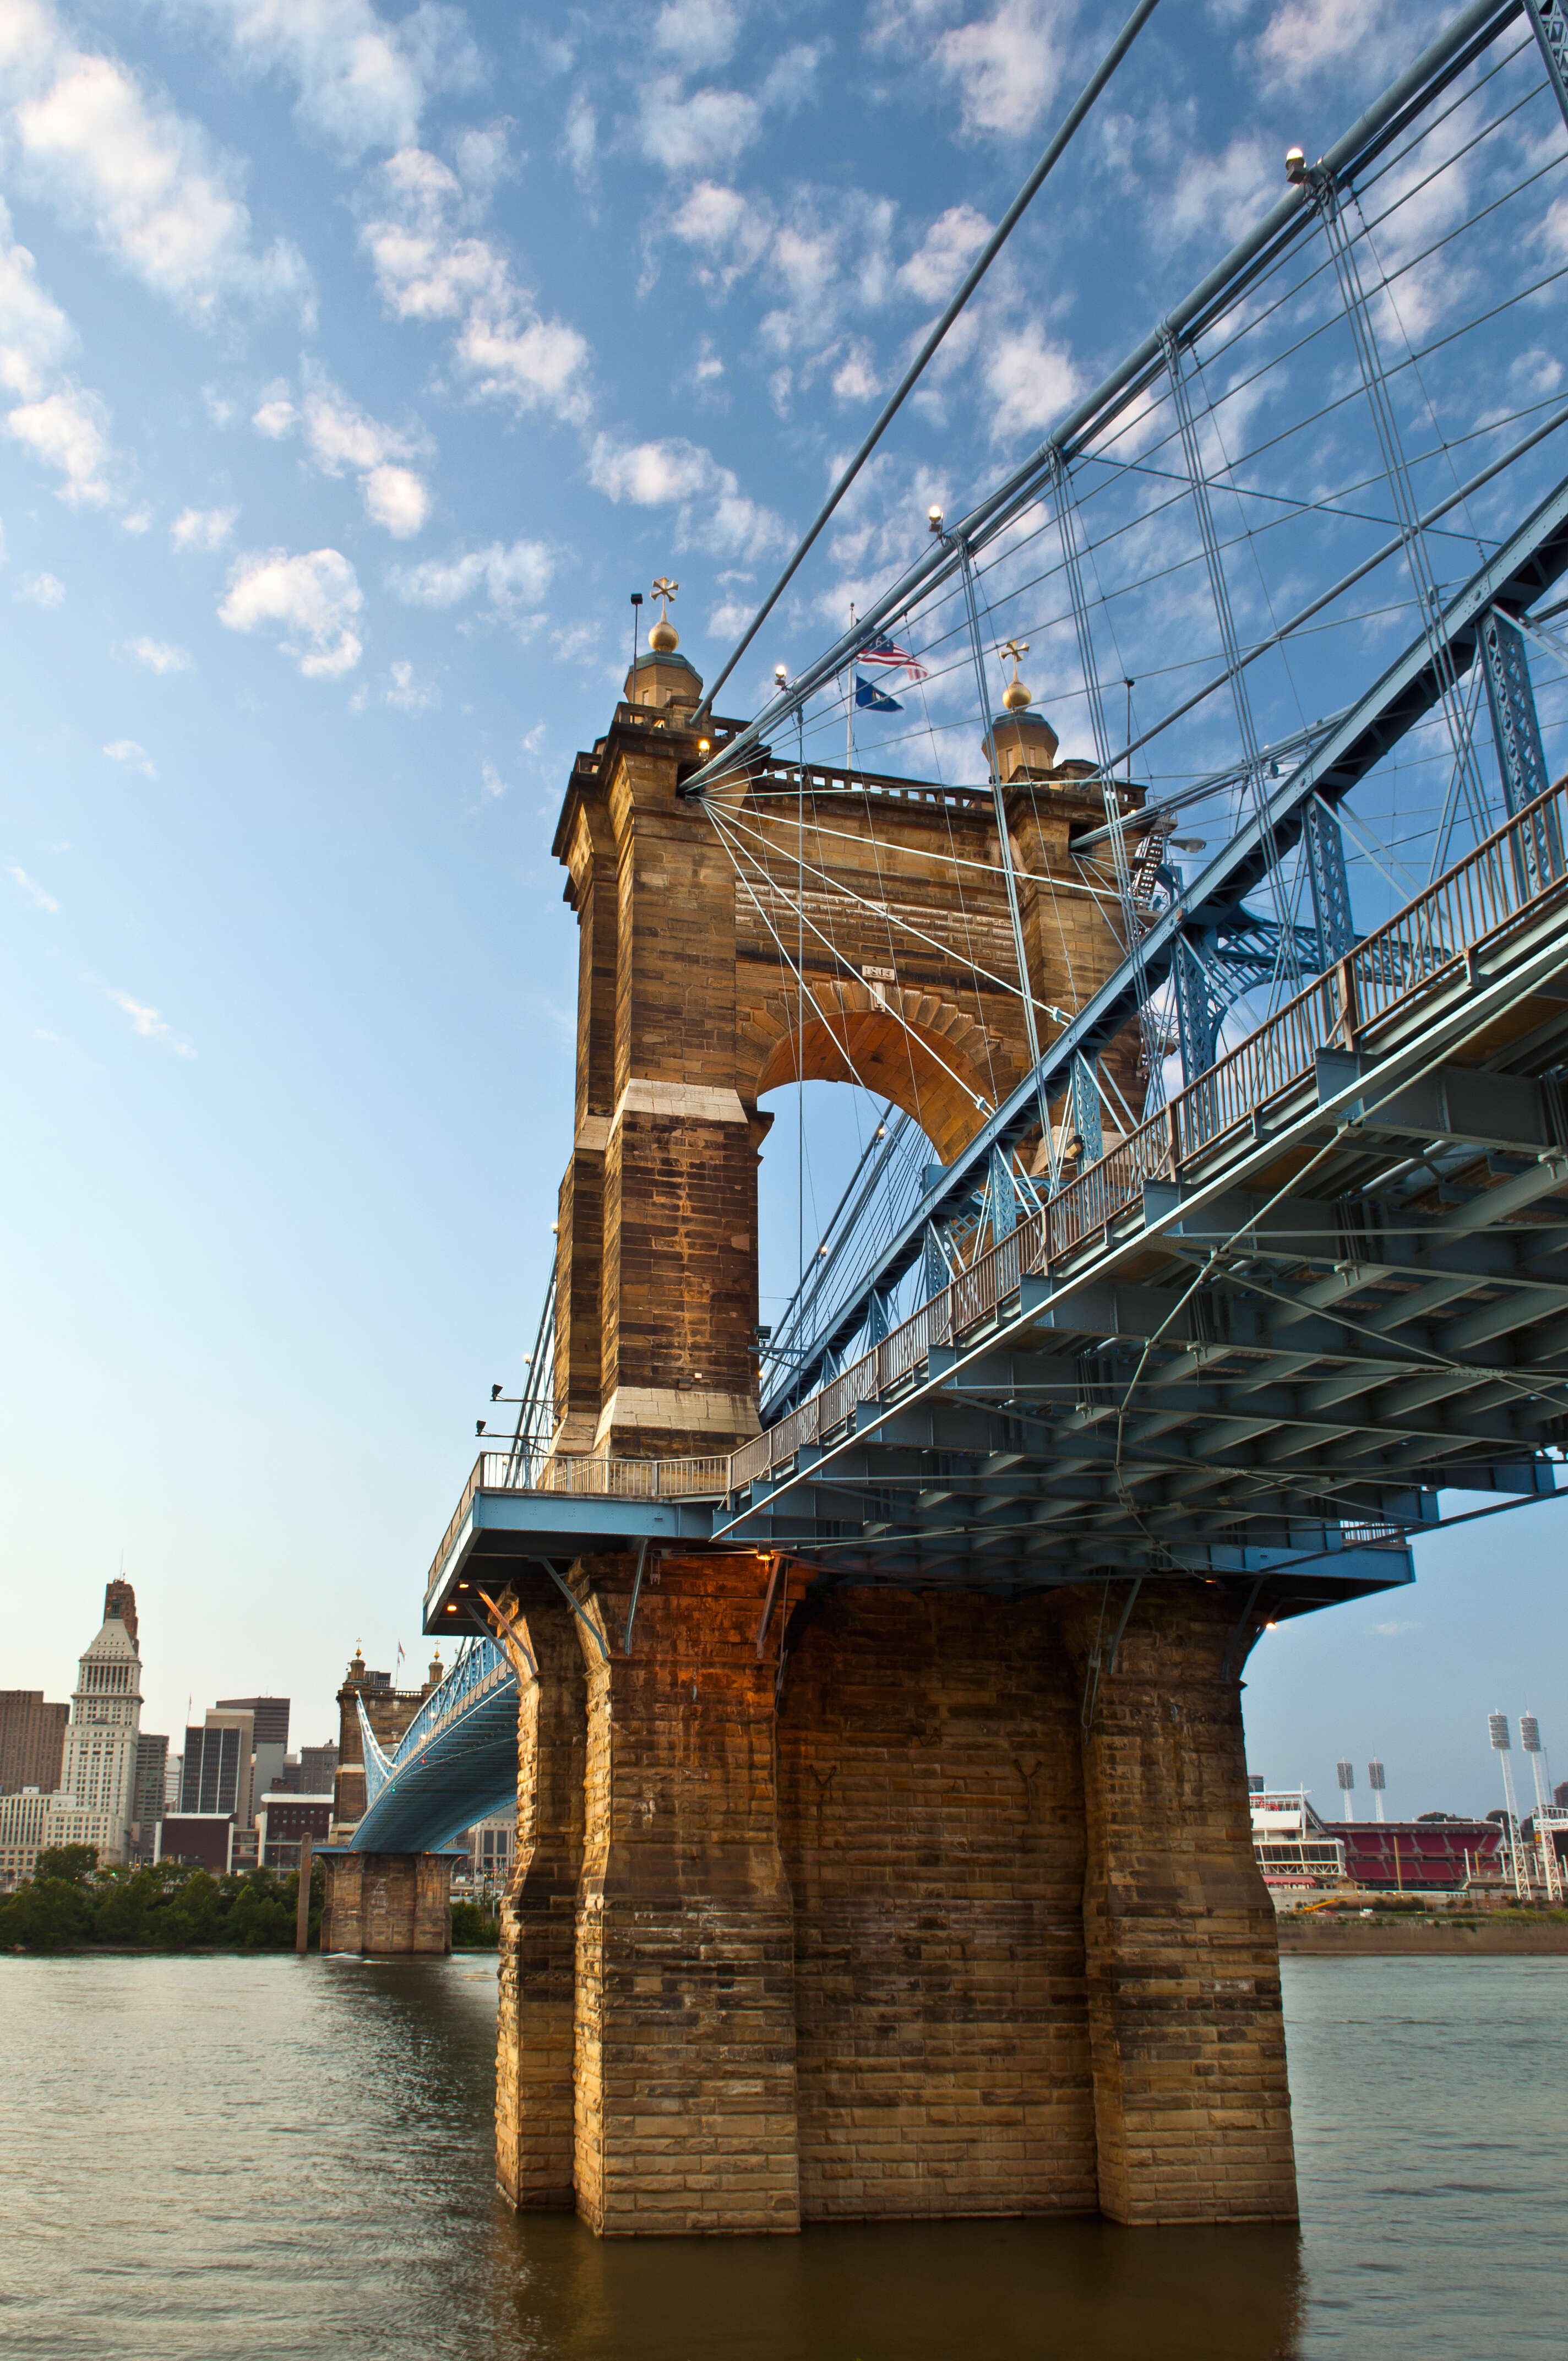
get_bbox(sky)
[3,0,1567,1814]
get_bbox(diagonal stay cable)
[692,0,1163,725]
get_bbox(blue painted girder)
[350,1655,520,1854]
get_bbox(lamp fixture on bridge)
[1285,145,1308,184]
[774,663,788,688]
[476,1419,486,1436]
[928,505,944,534]
[491,1383,503,1400]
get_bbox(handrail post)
[1335,955,1359,1050]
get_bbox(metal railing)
[426,781,1567,1543]
[733,776,1568,1487]
[366,1639,514,1798]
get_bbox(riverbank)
[1279,1918,1568,1955]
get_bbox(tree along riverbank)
[0,1845,500,1952]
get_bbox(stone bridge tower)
[488,621,1298,2239]
[549,623,1145,1462]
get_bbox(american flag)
[857,630,929,682]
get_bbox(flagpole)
[846,605,856,780]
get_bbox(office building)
[102,1577,138,1652]
[52,1587,144,1866]
[156,1815,234,1873]
[216,1697,290,1805]
[130,1735,168,1857]
[0,1790,57,1891]
[179,1712,255,1827]
[257,1794,333,1871]
[300,1743,339,1796]
[0,1690,69,1795]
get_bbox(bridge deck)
[426,779,1568,1637]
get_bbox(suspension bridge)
[331,0,1568,2239]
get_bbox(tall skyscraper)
[0,1691,69,1795]
[179,1711,255,1827]
[103,1578,139,1653]
[131,1734,168,1856]
[51,1588,144,1865]
[216,1698,289,1803]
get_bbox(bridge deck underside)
[427,841,1568,1634]
[348,1682,518,1853]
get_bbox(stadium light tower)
[1489,1713,1532,1901]
[1521,1714,1564,1903]
[1336,1759,1355,1822]
[1368,1760,1386,1823]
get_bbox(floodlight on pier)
[1489,1712,1511,1750]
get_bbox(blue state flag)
[855,672,902,712]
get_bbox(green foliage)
[33,1843,99,1886]
[450,1898,500,1949]
[0,1859,319,1954]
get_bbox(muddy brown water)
[2,1952,1564,2358]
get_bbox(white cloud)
[1256,0,1403,90]
[0,197,122,512]
[177,0,481,157]
[127,635,192,672]
[2,13,309,325]
[1164,137,1276,249]
[363,461,430,535]
[8,862,58,911]
[639,78,761,175]
[257,361,433,534]
[252,382,297,438]
[388,535,553,613]
[588,431,788,561]
[18,569,63,606]
[0,194,72,399]
[1371,1619,1419,1637]
[106,984,193,1054]
[219,546,364,676]
[382,655,438,710]
[984,319,1082,443]
[480,756,510,798]
[104,737,156,774]
[655,0,742,70]
[898,203,990,303]
[362,148,594,423]
[4,382,113,503]
[832,340,879,403]
[561,89,595,184]
[121,504,151,532]
[933,0,1070,140]
[171,504,236,551]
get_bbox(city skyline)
[5,1557,1564,1824]
[3,0,1567,1826]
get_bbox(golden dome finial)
[649,575,679,652]
[1001,638,1031,712]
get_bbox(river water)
[1,1952,1562,2360]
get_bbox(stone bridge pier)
[487,635,1295,2233]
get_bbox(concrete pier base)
[317,1847,460,1954]
[491,1564,1297,2236]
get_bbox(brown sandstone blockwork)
[318,1849,454,1954]
[571,1553,801,2237]
[1064,1586,1297,2225]
[779,1588,1096,2219]
[496,1601,586,2212]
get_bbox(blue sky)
[3,0,1566,1815]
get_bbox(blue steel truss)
[763,470,1568,1418]
[350,1636,519,1853]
